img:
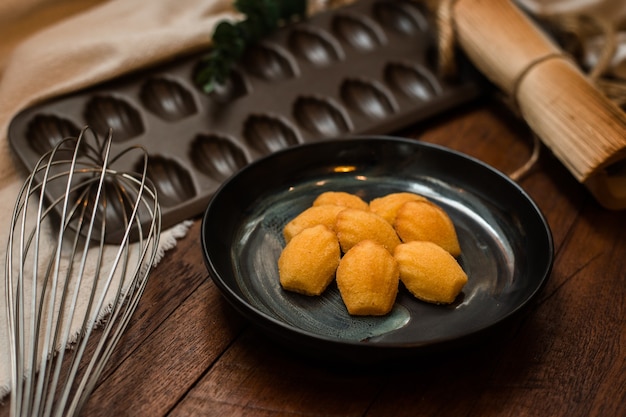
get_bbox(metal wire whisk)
[4,127,161,416]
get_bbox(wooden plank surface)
[2,97,624,417]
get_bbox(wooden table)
[4,96,624,416]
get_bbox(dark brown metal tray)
[8,0,484,236]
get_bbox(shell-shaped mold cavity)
[140,78,197,121]
[72,178,138,244]
[331,14,383,51]
[84,96,144,142]
[141,156,197,208]
[384,63,439,101]
[242,44,297,81]
[25,114,81,155]
[69,174,159,244]
[207,70,249,102]
[287,28,343,66]
[190,134,248,181]
[293,97,351,137]
[340,79,397,119]
[372,0,428,35]
[243,115,299,155]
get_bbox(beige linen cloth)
[0,0,241,401]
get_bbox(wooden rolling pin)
[449,0,626,209]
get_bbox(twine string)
[435,0,458,80]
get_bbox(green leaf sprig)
[195,0,308,93]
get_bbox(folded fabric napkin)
[0,0,240,401]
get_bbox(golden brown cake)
[283,204,345,243]
[278,224,341,296]
[336,240,399,315]
[394,241,467,304]
[369,192,428,224]
[312,191,369,211]
[335,208,401,253]
[394,200,461,257]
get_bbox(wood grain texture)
[2,98,623,417]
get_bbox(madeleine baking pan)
[8,0,484,235]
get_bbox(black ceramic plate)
[201,136,553,363]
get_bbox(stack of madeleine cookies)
[278,191,468,316]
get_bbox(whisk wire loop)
[5,126,161,417]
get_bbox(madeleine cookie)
[335,208,401,253]
[394,200,461,257]
[336,240,399,315]
[313,191,369,211]
[283,204,345,243]
[369,192,428,224]
[278,225,341,296]
[394,241,467,304]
